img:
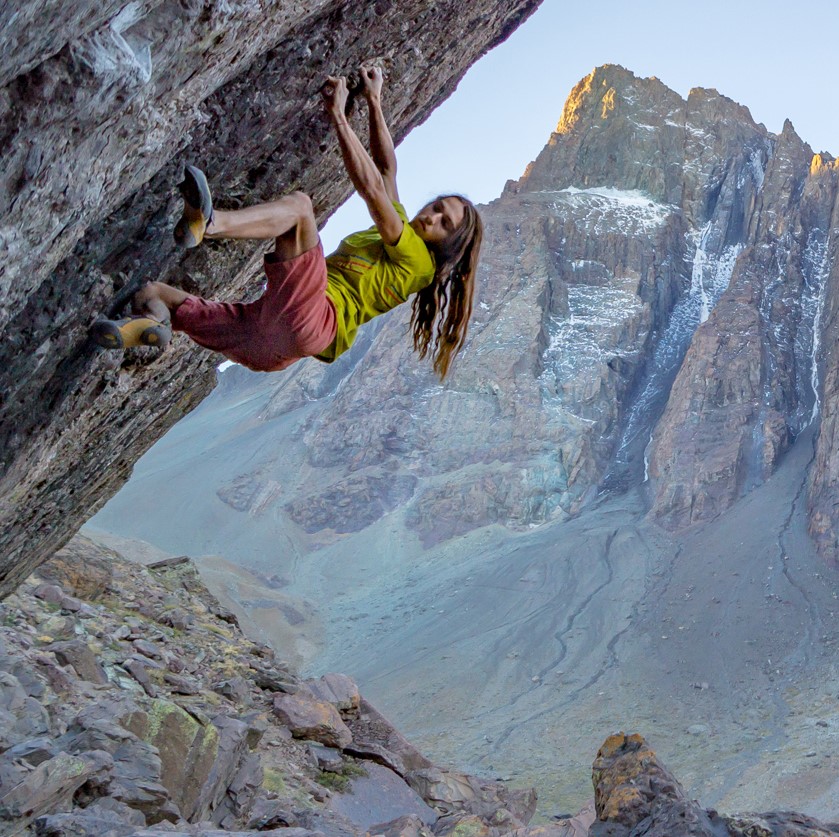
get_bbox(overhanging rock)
[0,0,543,598]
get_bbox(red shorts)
[172,244,337,372]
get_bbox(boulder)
[0,751,101,834]
[306,673,361,713]
[272,693,353,749]
[46,640,109,685]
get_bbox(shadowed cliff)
[0,0,543,598]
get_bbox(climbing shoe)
[173,165,213,248]
[91,316,172,350]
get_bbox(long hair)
[410,196,483,380]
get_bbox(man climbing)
[92,66,483,380]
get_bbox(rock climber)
[92,66,483,380]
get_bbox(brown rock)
[588,732,839,836]
[34,535,115,600]
[345,698,434,776]
[272,692,353,749]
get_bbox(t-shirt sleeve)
[382,203,435,280]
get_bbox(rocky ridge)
[0,0,543,598]
[0,535,538,836]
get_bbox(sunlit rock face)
[0,0,544,598]
[242,65,839,550]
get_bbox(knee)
[288,191,315,223]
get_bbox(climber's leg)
[90,283,178,350]
[206,191,320,261]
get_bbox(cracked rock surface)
[0,0,543,598]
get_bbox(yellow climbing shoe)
[173,165,213,248]
[91,317,172,350]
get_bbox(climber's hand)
[322,76,349,120]
[360,65,384,101]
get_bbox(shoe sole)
[174,165,213,248]
[91,318,172,350]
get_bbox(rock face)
[0,0,543,598]
[112,64,839,559]
[590,732,839,836]
[0,535,539,835]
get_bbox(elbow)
[358,173,389,204]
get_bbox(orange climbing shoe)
[173,165,213,248]
[91,316,172,350]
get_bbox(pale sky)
[322,0,839,252]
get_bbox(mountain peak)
[555,65,671,136]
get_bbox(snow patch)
[689,223,743,322]
[798,233,830,427]
[610,227,742,477]
[548,187,673,235]
[539,279,645,419]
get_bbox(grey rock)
[0,751,96,833]
[187,715,252,823]
[4,737,60,766]
[156,608,194,631]
[306,674,361,713]
[121,659,158,697]
[0,671,51,748]
[46,640,109,685]
[58,595,83,613]
[162,673,201,696]
[35,808,143,837]
[132,639,164,661]
[213,676,252,705]
[407,768,534,825]
[39,615,78,643]
[309,744,345,773]
[245,799,300,830]
[33,585,65,605]
[9,659,48,699]
[327,762,437,832]
[250,664,300,694]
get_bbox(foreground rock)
[0,535,539,835]
[590,733,839,836]
[2,536,835,834]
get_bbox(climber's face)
[411,197,466,245]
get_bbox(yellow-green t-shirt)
[317,202,435,361]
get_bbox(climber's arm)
[322,75,403,246]
[360,65,399,202]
